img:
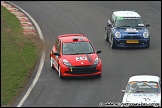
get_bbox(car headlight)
[93,57,99,65]
[115,31,121,38]
[143,32,149,38]
[62,59,72,66]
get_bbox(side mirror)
[54,52,60,56]
[107,20,112,26]
[96,50,101,54]
[107,23,111,26]
[121,90,126,93]
[146,24,150,27]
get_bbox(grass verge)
[1,5,40,106]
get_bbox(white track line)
[5,1,45,107]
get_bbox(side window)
[57,40,61,53]
[112,19,115,26]
[55,39,59,49]
[108,16,112,24]
[160,80,161,89]
[126,84,130,92]
[111,14,116,26]
[111,17,114,24]
[55,39,61,53]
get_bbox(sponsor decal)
[116,17,141,20]
[134,94,154,96]
[123,17,141,19]
[116,17,124,20]
[125,28,138,32]
[52,58,58,67]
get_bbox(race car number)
[76,57,87,61]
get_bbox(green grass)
[1,6,38,106]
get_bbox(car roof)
[58,34,90,43]
[128,75,160,83]
[113,11,141,17]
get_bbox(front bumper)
[114,39,150,48]
[60,61,102,77]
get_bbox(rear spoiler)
[58,34,84,37]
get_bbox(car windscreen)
[62,42,95,55]
[126,81,160,93]
[115,17,145,27]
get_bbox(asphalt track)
[10,1,161,107]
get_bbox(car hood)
[125,93,160,103]
[63,54,97,66]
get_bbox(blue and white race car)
[121,75,161,107]
[105,11,150,49]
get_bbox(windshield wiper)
[78,53,90,54]
[132,26,144,28]
[68,53,81,55]
[143,83,155,89]
[68,51,93,55]
[116,26,132,28]
[136,90,144,93]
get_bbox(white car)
[121,75,161,107]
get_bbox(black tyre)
[111,38,116,49]
[97,74,101,78]
[105,29,109,41]
[146,41,150,48]
[58,66,63,79]
[50,57,54,69]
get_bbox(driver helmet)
[63,44,70,51]
[130,83,138,92]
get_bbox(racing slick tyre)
[145,42,150,48]
[111,37,116,49]
[146,45,149,48]
[50,57,54,69]
[105,29,109,41]
[97,74,101,78]
[58,66,63,79]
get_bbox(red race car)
[50,34,102,79]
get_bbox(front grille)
[123,36,142,39]
[125,43,141,46]
[66,65,99,74]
